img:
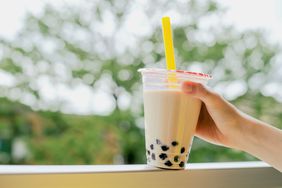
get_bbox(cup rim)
[138,68,212,80]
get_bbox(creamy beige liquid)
[143,90,201,169]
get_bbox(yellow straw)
[162,17,176,70]
[162,17,177,86]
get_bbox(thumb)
[182,81,219,106]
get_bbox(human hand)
[182,81,282,172]
[182,82,244,149]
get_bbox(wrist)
[233,114,282,172]
[233,113,270,155]
[228,113,259,152]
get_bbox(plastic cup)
[139,68,211,169]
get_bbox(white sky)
[217,0,282,43]
[0,0,282,115]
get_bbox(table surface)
[0,161,271,174]
[0,161,281,188]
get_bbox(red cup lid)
[138,68,212,80]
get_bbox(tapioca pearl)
[161,145,169,151]
[156,139,161,145]
[151,153,156,160]
[171,141,178,146]
[174,155,179,162]
[159,153,167,160]
[150,144,154,150]
[180,147,185,154]
[179,161,185,168]
[164,160,173,167]
[147,150,150,155]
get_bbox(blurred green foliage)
[0,0,281,164]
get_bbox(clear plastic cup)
[139,68,211,169]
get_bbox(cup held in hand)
[139,68,211,169]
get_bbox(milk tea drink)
[139,68,211,169]
[143,90,201,169]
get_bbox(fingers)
[182,81,221,106]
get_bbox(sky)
[0,0,281,115]
[218,0,282,43]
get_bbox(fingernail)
[182,82,195,94]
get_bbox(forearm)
[237,114,282,172]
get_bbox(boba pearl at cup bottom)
[146,138,193,169]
